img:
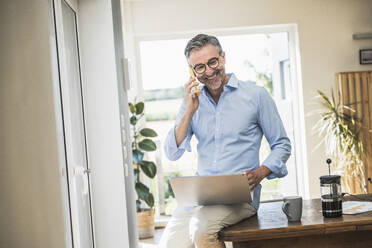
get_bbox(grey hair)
[184,34,223,59]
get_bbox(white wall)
[123,0,372,198]
[0,0,69,247]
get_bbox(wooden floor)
[138,227,234,248]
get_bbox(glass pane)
[61,1,93,246]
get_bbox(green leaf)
[140,160,157,178]
[133,168,139,182]
[139,139,157,151]
[136,200,141,211]
[165,178,175,198]
[135,182,150,201]
[130,116,137,125]
[145,193,155,208]
[132,149,144,164]
[135,102,145,115]
[129,103,136,114]
[140,128,158,137]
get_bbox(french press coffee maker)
[319,159,342,218]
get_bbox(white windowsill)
[139,227,164,248]
[138,215,170,247]
[154,214,171,228]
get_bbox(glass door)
[54,0,95,247]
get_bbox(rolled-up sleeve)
[257,88,291,179]
[164,100,193,161]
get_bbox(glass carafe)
[320,175,342,218]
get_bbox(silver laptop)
[169,174,252,206]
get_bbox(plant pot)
[137,209,155,239]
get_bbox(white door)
[54,0,95,247]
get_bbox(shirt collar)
[225,73,239,89]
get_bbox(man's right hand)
[174,77,202,147]
[184,77,202,115]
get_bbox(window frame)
[132,24,309,220]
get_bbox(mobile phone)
[189,66,201,97]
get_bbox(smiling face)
[188,44,227,94]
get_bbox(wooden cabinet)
[336,71,372,193]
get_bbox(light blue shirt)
[164,73,291,209]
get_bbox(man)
[160,34,291,248]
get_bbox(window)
[139,30,299,216]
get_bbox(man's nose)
[205,66,215,76]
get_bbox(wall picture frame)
[360,49,372,65]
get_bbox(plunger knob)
[326,158,332,175]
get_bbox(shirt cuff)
[262,156,288,180]
[170,125,192,152]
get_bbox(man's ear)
[221,51,226,64]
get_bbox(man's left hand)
[243,166,271,190]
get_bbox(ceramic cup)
[282,196,302,222]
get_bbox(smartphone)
[189,66,201,97]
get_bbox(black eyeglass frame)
[191,56,221,74]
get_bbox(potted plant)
[129,100,158,239]
[313,89,366,193]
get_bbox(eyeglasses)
[192,56,220,74]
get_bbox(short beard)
[200,69,225,83]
